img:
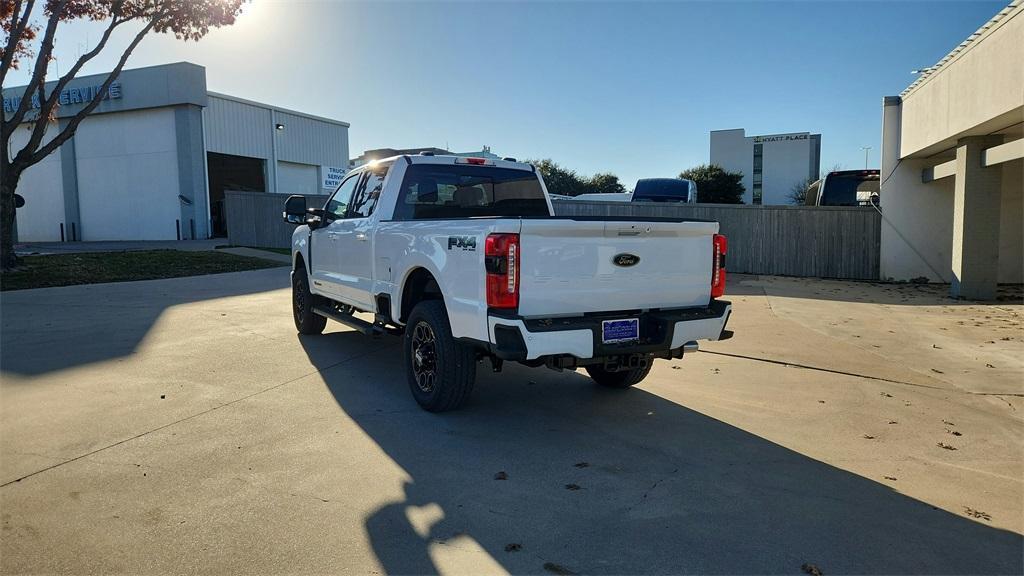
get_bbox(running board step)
[312,306,400,336]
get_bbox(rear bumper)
[487,300,732,362]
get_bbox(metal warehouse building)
[4,62,349,242]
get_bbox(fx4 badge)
[447,236,477,251]
[613,253,640,267]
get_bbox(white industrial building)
[4,62,350,242]
[710,128,821,205]
[879,1,1022,299]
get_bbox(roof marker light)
[456,157,492,166]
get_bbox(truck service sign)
[321,166,347,190]
[3,82,122,113]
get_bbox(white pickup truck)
[283,154,731,411]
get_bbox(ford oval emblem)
[613,253,640,267]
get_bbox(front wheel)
[292,266,327,335]
[404,300,476,412]
[585,362,653,389]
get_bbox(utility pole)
[861,146,872,169]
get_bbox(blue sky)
[6,0,1006,185]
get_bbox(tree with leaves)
[679,164,745,204]
[1,0,244,270]
[584,172,626,195]
[529,159,585,197]
[528,159,627,197]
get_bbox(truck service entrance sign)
[322,167,347,190]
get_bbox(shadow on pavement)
[300,330,1023,575]
[1,268,288,377]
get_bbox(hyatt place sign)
[753,133,809,143]
[3,82,123,113]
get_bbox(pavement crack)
[704,350,1024,403]
[992,395,1018,410]
[628,467,678,510]
[760,286,778,317]
[1,347,385,488]
[699,350,946,390]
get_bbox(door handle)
[355,232,368,241]
[327,232,339,240]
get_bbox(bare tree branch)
[23,17,157,166]
[20,10,126,157]
[0,0,34,87]
[2,0,65,140]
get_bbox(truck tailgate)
[517,219,718,317]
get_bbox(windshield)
[820,173,880,206]
[393,164,550,220]
[633,179,693,202]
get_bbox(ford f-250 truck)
[283,154,731,412]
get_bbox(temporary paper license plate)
[602,318,639,344]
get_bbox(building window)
[752,144,763,205]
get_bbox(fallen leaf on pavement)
[543,562,576,575]
[801,563,824,576]
[964,507,992,521]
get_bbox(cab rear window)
[393,164,549,220]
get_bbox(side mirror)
[283,195,306,225]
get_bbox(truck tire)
[405,300,476,412]
[293,265,327,335]
[585,363,653,389]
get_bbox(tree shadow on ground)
[0,267,288,376]
[300,331,1023,575]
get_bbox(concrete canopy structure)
[4,62,350,242]
[880,1,1023,299]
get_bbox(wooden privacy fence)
[225,190,329,251]
[225,191,881,280]
[553,201,881,280]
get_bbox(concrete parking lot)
[1,269,1021,575]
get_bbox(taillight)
[711,234,727,299]
[485,233,520,309]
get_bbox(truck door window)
[348,172,385,219]
[324,172,361,219]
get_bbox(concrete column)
[174,104,208,239]
[58,118,81,241]
[880,97,901,182]
[951,135,1004,300]
[268,109,279,194]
